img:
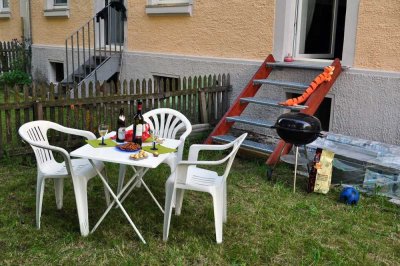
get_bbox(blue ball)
[340,187,360,205]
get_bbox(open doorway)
[294,0,347,60]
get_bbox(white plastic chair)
[117,108,192,192]
[163,133,247,244]
[18,120,110,236]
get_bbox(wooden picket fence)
[0,74,231,157]
[0,40,30,73]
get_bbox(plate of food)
[129,150,148,160]
[116,142,141,152]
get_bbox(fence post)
[199,87,208,124]
[34,101,43,120]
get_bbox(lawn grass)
[0,135,399,265]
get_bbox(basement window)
[154,75,179,98]
[49,62,64,84]
[286,92,333,131]
[44,0,69,17]
[146,0,193,16]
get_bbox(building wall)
[30,0,93,46]
[125,0,275,60]
[0,0,22,41]
[119,51,400,145]
[354,0,400,72]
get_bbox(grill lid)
[275,113,321,133]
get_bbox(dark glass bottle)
[132,100,144,147]
[116,108,126,143]
[307,148,322,193]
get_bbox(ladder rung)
[254,79,309,89]
[240,97,308,110]
[266,61,327,70]
[226,116,275,128]
[212,135,275,154]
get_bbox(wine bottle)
[116,108,126,143]
[132,100,144,147]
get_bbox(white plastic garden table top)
[70,138,181,168]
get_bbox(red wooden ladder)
[205,54,342,172]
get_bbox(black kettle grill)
[274,113,322,145]
[272,112,322,192]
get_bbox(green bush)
[0,70,31,87]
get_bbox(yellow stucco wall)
[30,0,93,46]
[354,0,400,71]
[0,0,22,41]
[126,0,275,60]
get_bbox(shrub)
[0,70,31,87]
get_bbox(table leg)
[118,166,164,214]
[89,160,147,244]
[117,164,127,194]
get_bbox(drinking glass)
[98,123,109,145]
[150,129,158,150]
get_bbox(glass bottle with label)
[116,108,126,143]
[132,100,144,147]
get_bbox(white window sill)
[146,3,192,16]
[43,8,69,17]
[0,11,10,18]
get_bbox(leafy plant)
[0,38,31,88]
[0,70,31,87]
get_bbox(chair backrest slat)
[143,108,192,161]
[19,121,59,167]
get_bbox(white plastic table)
[70,139,180,244]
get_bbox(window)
[146,0,193,16]
[273,0,359,66]
[49,62,64,84]
[44,0,69,17]
[287,92,333,131]
[154,75,179,98]
[54,0,67,6]
[0,0,10,18]
[2,0,9,8]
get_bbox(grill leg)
[293,146,299,193]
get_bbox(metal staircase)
[206,54,342,174]
[61,2,125,94]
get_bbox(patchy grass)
[0,135,399,265]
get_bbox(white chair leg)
[101,168,111,207]
[36,176,45,229]
[117,164,127,194]
[175,189,185,216]
[71,176,90,236]
[212,192,224,244]
[223,182,227,223]
[163,182,175,241]
[54,178,64,210]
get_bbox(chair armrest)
[29,142,73,174]
[57,126,97,140]
[188,142,236,161]
[178,157,230,167]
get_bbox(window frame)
[148,0,192,5]
[53,0,68,7]
[0,0,10,18]
[0,0,10,11]
[146,0,193,15]
[44,0,69,17]
[273,0,360,67]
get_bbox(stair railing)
[65,2,125,86]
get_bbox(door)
[294,0,345,59]
[104,0,124,46]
